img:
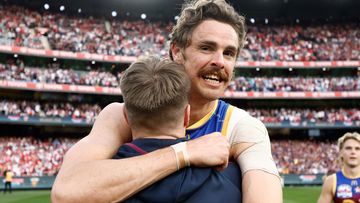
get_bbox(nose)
[210,51,225,69]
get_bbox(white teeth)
[204,78,220,84]
[204,74,219,81]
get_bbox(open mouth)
[199,68,229,85]
[202,74,222,84]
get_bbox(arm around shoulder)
[62,102,131,165]
[52,102,185,203]
[317,174,335,203]
[52,102,131,202]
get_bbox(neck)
[188,98,217,126]
[131,126,186,140]
[343,165,360,178]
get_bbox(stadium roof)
[3,0,360,23]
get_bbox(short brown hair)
[338,132,360,150]
[169,0,246,59]
[120,56,191,129]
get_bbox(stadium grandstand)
[0,0,359,202]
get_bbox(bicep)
[235,141,279,177]
[229,115,279,177]
[242,170,282,203]
[61,102,131,168]
[317,175,334,203]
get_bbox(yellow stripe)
[221,105,234,136]
[341,168,360,179]
[332,174,336,196]
[187,100,218,130]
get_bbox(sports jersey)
[187,99,278,176]
[333,170,360,203]
[186,99,233,139]
[114,138,242,203]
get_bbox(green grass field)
[0,186,322,203]
[284,186,322,203]
[0,190,51,203]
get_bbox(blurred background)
[0,0,359,202]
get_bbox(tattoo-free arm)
[231,142,283,203]
[51,103,232,203]
[229,115,282,203]
[51,103,179,202]
[317,174,334,203]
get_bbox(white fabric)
[171,142,190,170]
[226,107,279,177]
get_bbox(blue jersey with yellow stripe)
[186,100,233,139]
[333,170,360,203]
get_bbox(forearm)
[52,147,177,203]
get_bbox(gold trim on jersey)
[187,100,219,130]
[221,105,234,136]
[332,174,336,196]
[342,168,360,179]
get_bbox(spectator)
[1,5,359,61]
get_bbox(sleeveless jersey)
[333,170,360,203]
[186,100,233,139]
[185,99,279,177]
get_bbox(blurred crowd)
[244,24,360,61]
[229,76,360,92]
[0,100,101,122]
[247,108,360,124]
[0,62,122,87]
[272,140,338,174]
[0,136,339,176]
[0,137,77,176]
[0,5,171,58]
[1,5,359,61]
[1,100,359,124]
[1,62,359,92]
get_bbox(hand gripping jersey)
[187,100,279,176]
[333,170,360,203]
[114,138,242,203]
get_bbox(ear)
[170,42,183,63]
[183,104,190,128]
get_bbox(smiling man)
[52,1,282,202]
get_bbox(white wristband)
[171,142,190,170]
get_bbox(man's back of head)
[120,56,191,134]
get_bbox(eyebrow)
[344,146,360,149]
[198,40,238,52]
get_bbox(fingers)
[214,158,229,172]
[186,132,230,168]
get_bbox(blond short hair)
[337,132,360,150]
